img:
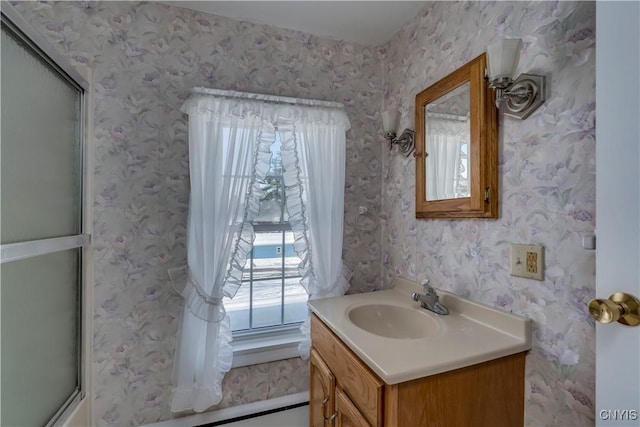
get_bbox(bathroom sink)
[347,304,440,339]
[309,277,532,384]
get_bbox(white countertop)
[308,277,532,385]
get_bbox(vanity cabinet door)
[310,348,336,427]
[336,387,371,427]
[311,314,384,427]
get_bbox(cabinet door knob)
[324,412,337,423]
[321,396,329,406]
[588,292,640,326]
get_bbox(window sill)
[231,327,304,368]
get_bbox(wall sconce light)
[486,38,546,120]
[381,109,415,156]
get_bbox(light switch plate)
[510,244,544,280]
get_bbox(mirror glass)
[425,82,470,201]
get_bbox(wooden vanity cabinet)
[310,313,526,427]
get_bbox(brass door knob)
[588,293,640,326]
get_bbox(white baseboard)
[142,391,309,427]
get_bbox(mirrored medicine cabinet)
[415,53,498,219]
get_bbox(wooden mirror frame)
[415,53,498,219]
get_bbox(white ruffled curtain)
[169,88,351,413]
[279,124,352,356]
[425,115,469,200]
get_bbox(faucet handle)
[421,279,434,294]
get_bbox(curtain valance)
[182,88,351,130]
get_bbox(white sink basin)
[347,304,440,339]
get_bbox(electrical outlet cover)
[510,244,544,280]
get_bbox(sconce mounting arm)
[386,129,415,157]
[491,73,545,120]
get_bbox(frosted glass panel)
[1,26,82,244]
[1,249,80,427]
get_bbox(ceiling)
[157,1,426,46]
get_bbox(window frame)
[1,4,93,426]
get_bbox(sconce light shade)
[381,109,414,156]
[381,109,400,134]
[485,37,545,120]
[486,38,522,83]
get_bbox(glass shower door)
[1,12,89,427]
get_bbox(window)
[1,8,90,427]
[173,88,349,402]
[224,134,308,334]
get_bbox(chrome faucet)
[412,280,449,315]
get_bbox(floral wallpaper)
[381,2,596,426]
[13,1,383,425]
[14,0,596,426]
